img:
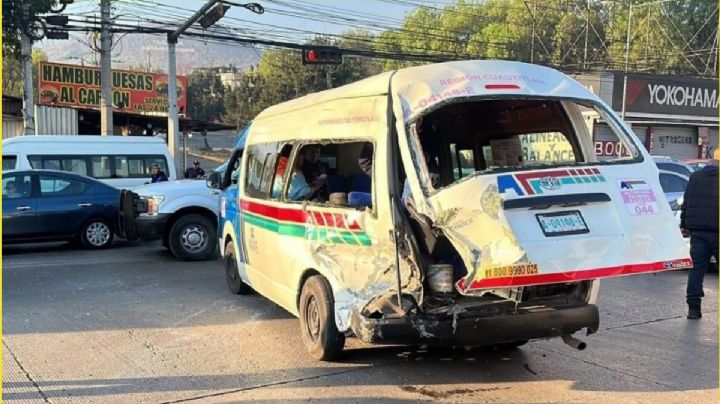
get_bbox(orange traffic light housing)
[302,47,343,65]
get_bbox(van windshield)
[408,98,640,192]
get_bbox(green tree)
[187,70,226,122]
[2,0,60,58]
[3,48,48,98]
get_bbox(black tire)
[168,214,217,261]
[299,275,345,361]
[224,240,253,295]
[79,218,114,249]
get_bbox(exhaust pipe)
[561,334,587,351]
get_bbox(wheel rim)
[86,222,110,247]
[305,295,321,342]
[180,224,208,252]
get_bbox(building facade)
[573,71,718,161]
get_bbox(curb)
[187,151,227,163]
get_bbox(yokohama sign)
[612,73,718,118]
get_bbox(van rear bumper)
[351,304,599,345]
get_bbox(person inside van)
[288,157,325,201]
[301,146,329,200]
[272,156,289,198]
[348,143,374,208]
[150,163,168,183]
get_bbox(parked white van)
[211,60,691,360]
[2,135,175,188]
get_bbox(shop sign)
[612,73,718,118]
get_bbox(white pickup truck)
[131,173,225,260]
[118,131,247,260]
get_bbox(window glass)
[44,159,61,171]
[2,155,17,171]
[114,156,129,178]
[657,162,692,177]
[450,144,476,180]
[39,175,90,196]
[61,158,89,176]
[128,158,145,176]
[659,173,688,193]
[3,174,31,199]
[28,156,42,169]
[245,142,279,199]
[91,156,111,178]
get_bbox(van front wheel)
[299,276,345,361]
[224,240,253,295]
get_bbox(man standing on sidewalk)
[681,148,719,319]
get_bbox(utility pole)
[100,0,113,135]
[167,0,220,173]
[166,0,262,173]
[20,3,35,135]
[583,0,589,70]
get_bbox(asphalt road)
[2,241,718,403]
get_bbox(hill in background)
[39,33,260,74]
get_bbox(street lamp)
[621,0,676,119]
[166,1,263,176]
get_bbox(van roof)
[2,135,166,146]
[254,60,601,122]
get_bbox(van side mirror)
[206,171,222,189]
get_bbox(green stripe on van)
[242,212,371,246]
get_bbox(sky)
[42,0,426,41]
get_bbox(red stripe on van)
[241,199,361,230]
[485,84,521,90]
[457,259,691,290]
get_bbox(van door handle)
[78,203,92,207]
[16,205,31,211]
[211,191,219,196]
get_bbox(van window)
[245,142,280,199]
[92,156,112,178]
[61,158,89,176]
[2,155,17,171]
[284,141,374,208]
[410,99,638,192]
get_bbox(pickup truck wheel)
[80,219,114,249]
[224,240,253,295]
[168,214,216,261]
[299,275,345,361]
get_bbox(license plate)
[536,210,589,236]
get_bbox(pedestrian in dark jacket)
[184,160,206,179]
[150,164,169,183]
[681,147,719,319]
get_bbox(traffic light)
[302,47,343,65]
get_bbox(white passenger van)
[2,135,175,188]
[210,60,691,360]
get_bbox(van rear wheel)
[299,275,345,361]
[224,241,253,295]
